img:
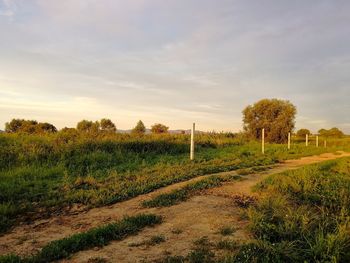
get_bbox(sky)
[0,0,350,132]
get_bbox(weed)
[232,194,257,208]
[148,235,166,245]
[216,239,238,251]
[219,226,236,236]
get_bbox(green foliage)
[236,158,350,262]
[100,118,117,133]
[319,127,344,138]
[242,99,296,143]
[0,132,348,234]
[5,119,57,134]
[151,123,169,134]
[296,128,311,137]
[216,239,238,251]
[132,120,146,134]
[0,214,162,263]
[76,120,100,133]
[219,226,236,236]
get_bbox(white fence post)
[306,134,309,147]
[288,132,291,150]
[324,140,327,148]
[316,135,319,147]
[262,128,265,154]
[190,123,195,160]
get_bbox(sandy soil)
[1,151,349,262]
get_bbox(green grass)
[0,213,162,263]
[228,158,350,263]
[1,132,349,234]
[219,226,236,236]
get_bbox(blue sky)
[1,0,349,132]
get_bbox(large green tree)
[242,99,297,143]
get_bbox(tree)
[56,127,79,143]
[296,129,311,137]
[4,119,56,134]
[5,119,37,133]
[151,123,169,134]
[132,120,146,135]
[318,127,344,138]
[100,118,117,133]
[242,99,297,143]
[36,122,57,133]
[318,129,327,136]
[76,120,100,133]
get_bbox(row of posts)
[190,124,328,160]
[261,128,327,154]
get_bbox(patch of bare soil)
[1,151,350,262]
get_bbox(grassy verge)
[141,174,241,208]
[0,214,162,263]
[229,158,350,262]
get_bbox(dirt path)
[1,152,350,262]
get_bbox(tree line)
[4,98,346,141]
[4,119,169,135]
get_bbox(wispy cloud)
[0,1,350,131]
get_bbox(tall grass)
[230,158,350,262]
[1,132,349,234]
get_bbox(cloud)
[0,1,350,132]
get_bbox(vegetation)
[100,118,117,133]
[77,118,116,134]
[132,120,146,134]
[0,214,162,263]
[296,128,311,137]
[157,158,350,263]
[142,174,241,208]
[219,226,236,236]
[230,158,350,262]
[0,130,348,234]
[242,99,296,143]
[319,127,344,138]
[151,123,169,134]
[5,119,57,134]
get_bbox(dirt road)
[1,151,350,262]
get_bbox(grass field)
[0,132,349,235]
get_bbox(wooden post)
[262,128,265,154]
[316,135,319,147]
[190,123,195,160]
[288,132,291,150]
[324,140,327,148]
[306,134,309,147]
